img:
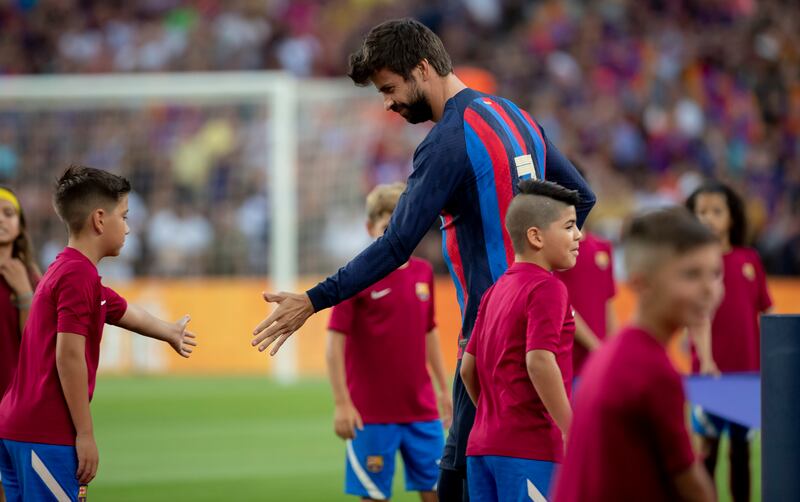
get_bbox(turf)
[89,376,760,501]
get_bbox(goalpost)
[0,72,379,382]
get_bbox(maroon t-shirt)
[691,247,772,373]
[554,327,695,502]
[0,268,40,398]
[465,262,574,462]
[555,232,615,374]
[328,258,438,424]
[0,248,127,446]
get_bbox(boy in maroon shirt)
[326,183,451,501]
[460,179,580,501]
[553,207,718,502]
[0,166,197,502]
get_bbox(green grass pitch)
[90,376,760,501]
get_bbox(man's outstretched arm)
[252,137,466,355]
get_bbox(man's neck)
[430,74,467,123]
[67,237,103,266]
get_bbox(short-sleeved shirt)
[691,247,772,373]
[0,268,40,398]
[555,232,615,374]
[465,262,574,462]
[553,326,695,502]
[328,258,438,424]
[0,248,127,446]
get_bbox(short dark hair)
[506,180,581,253]
[685,180,747,247]
[348,18,453,86]
[54,165,131,234]
[623,206,718,276]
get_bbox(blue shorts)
[467,455,556,502]
[691,406,752,442]
[0,439,87,501]
[345,420,444,500]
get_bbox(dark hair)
[506,180,581,253]
[0,186,37,273]
[54,165,131,234]
[623,206,718,258]
[685,180,747,247]
[348,18,453,86]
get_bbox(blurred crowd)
[0,0,798,275]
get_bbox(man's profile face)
[370,67,433,124]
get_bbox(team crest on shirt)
[742,263,756,281]
[366,455,384,473]
[595,250,610,270]
[416,282,431,301]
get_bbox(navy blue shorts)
[441,358,476,473]
[345,420,444,500]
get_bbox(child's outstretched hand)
[170,315,197,358]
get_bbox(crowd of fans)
[0,0,797,275]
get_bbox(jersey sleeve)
[541,128,596,229]
[526,277,570,353]
[327,297,356,336]
[645,367,696,476]
[306,131,466,312]
[103,286,128,325]
[56,268,97,337]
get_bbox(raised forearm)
[116,304,173,343]
[527,350,572,434]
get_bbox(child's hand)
[0,258,32,297]
[170,315,197,358]
[333,402,363,440]
[75,432,99,484]
[438,391,453,429]
[700,359,721,377]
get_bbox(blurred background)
[1,0,799,500]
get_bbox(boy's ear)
[526,226,544,251]
[91,208,105,235]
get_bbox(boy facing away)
[460,179,581,501]
[553,207,718,502]
[0,166,197,502]
[326,182,451,502]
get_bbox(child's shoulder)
[408,257,434,275]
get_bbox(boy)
[0,166,197,501]
[460,179,581,500]
[553,207,718,502]
[326,182,451,502]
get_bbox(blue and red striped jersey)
[307,88,595,354]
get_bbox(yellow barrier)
[104,277,800,376]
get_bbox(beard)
[391,84,433,124]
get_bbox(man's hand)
[333,402,364,440]
[0,258,32,297]
[437,391,453,429]
[169,315,197,358]
[75,432,99,485]
[252,292,314,356]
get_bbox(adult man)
[252,18,595,501]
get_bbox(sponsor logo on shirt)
[595,250,610,270]
[416,282,430,301]
[366,455,384,473]
[742,263,755,281]
[370,288,391,300]
[515,154,537,181]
